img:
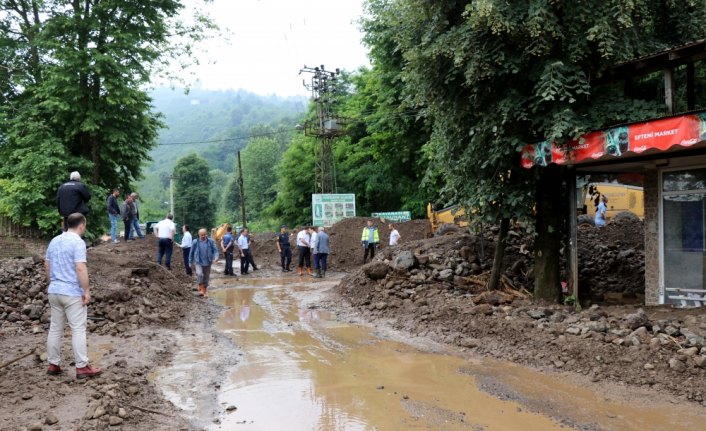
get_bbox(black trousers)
[240,249,254,274]
[297,246,311,268]
[224,249,234,275]
[123,218,133,240]
[363,243,376,263]
[182,247,192,276]
[280,246,292,269]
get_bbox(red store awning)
[521,112,706,168]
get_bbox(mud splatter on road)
[156,272,706,430]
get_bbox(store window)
[662,168,706,306]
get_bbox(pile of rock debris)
[337,233,706,403]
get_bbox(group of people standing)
[282,225,330,277]
[221,226,258,276]
[106,188,144,243]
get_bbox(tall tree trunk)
[534,164,566,302]
[488,217,510,291]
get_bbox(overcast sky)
[181,0,371,97]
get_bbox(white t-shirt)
[180,231,192,248]
[389,229,400,246]
[155,219,175,239]
[310,232,318,251]
[296,230,310,247]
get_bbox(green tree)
[219,175,242,225]
[173,154,214,230]
[268,134,317,226]
[0,0,214,236]
[241,136,284,219]
[364,0,706,299]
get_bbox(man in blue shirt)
[45,213,102,379]
[189,228,219,297]
[595,195,608,228]
[221,226,236,276]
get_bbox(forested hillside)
[137,87,306,221]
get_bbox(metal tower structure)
[299,65,348,194]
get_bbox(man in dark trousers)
[57,171,91,231]
[237,228,256,274]
[221,226,236,276]
[120,195,135,241]
[361,220,379,263]
[276,225,292,272]
[106,189,121,243]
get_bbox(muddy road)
[155,270,706,430]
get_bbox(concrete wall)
[644,169,660,305]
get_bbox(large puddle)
[158,275,706,430]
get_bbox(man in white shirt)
[389,223,401,246]
[296,227,312,276]
[309,226,319,276]
[45,213,102,379]
[237,228,255,275]
[154,213,176,270]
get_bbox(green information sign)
[371,211,412,222]
[312,194,356,227]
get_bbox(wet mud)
[156,271,706,430]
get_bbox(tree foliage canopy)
[173,153,214,230]
[0,0,214,235]
[363,0,706,223]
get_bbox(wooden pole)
[237,151,247,229]
[687,62,695,111]
[568,167,580,310]
[664,68,676,114]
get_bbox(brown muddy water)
[156,275,706,430]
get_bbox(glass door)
[662,168,706,306]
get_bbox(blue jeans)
[130,219,144,239]
[108,214,119,241]
[157,238,173,269]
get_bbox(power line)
[158,130,292,146]
[156,108,425,147]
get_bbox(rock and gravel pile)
[0,239,199,336]
[337,232,706,403]
[578,217,646,301]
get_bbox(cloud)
[180,0,370,97]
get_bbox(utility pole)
[237,151,247,229]
[169,176,174,216]
[299,65,348,194]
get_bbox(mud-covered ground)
[0,238,235,431]
[334,230,706,407]
[2,216,703,430]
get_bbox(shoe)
[112,240,120,244]
[322,271,326,278]
[282,268,287,272]
[307,268,313,276]
[253,266,259,271]
[47,364,63,376]
[203,288,209,298]
[76,365,102,379]
[285,268,292,272]
[313,270,322,278]
[298,267,303,276]
[198,284,205,297]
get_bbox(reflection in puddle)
[208,286,566,431]
[156,277,706,431]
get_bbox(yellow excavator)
[426,203,469,236]
[428,181,643,235]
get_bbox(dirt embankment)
[0,238,214,430]
[249,217,430,271]
[336,231,706,406]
